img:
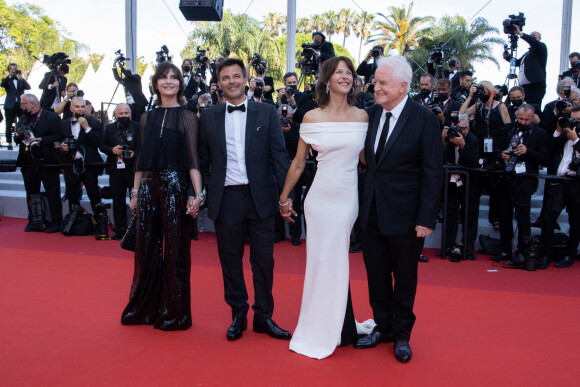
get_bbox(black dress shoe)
[491,253,511,262]
[45,223,61,234]
[24,221,33,232]
[349,242,361,253]
[394,340,412,363]
[555,256,574,268]
[537,256,550,269]
[273,234,283,243]
[504,253,525,267]
[354,330,394,349]
[419,255,429,263]
[292,238,301,246]
[226,316,247,341]
[253,318,291,340]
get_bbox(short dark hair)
[420,73,434,82]
[569,52,580,59]
[517,103,535,115]
[459,70,473,79]
[151,61,186,106]
[217,58,246,80]
[312,31,326,41]
[437,78,451,89]
[372,45,384,54]
[283,72,298,82]
[509,86,525,95]
[182,59,193,67]
[571,104,580,114]
[315,56,357,108]
[7,63,17,71]
[59,64,69,73]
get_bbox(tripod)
[503,36,520,90]
[298,69,317,92]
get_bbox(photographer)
[248,55,274,102]
[59,97,104,215]
[99,103,135,238]
[356,45,384,85]
[39,64,68,112]
[441,114,480,260]
[54,83,83,120]
[412,74,435,105]
[15,93,63,233]
[113,56,148,122]
[503,26,547,106]
[274,104,303,245]
[428,55,461,88]
[541,105,580,268]
[506,86,541,125]
[196,93,213,118]
[276,72,317,123]
[181,59,199,99]
[560,52,580,86]
[433,78,462,129]
[354,76,372,109]
[2,63,30,150]
[451,70,473,105]
[492,104,549,266]
[248,76,275,106]
[310,32,335,67]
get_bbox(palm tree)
[353,11,375,63]
[262,12,286,38]
[368,2,434,56]
[321,10,339,42]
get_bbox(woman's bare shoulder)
[302,108,324,124]
[351,107,369,123]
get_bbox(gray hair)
[71,96,85,105]
[21,93,39,105]
[557,77,575,94]
[198,93,212,105]
[113,103,131,116]
[376,56,412,94]
[516,104,535,115]
[570,86,580,98]
[458,114,470,127]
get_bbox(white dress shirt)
[224,100,249,186]
[555,130,580,176]
[374,95,408,152]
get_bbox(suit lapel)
[245,101,257,155]
[377,98,413,165]
[214,104,227,159]
[367,105,382,167]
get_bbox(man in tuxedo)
[412,74,435,106]
[39,64,68,112]
[182,59,198,99]
[435,78,462,129]
[15,93,63,233]
[276,72,317,124]
[59,97,104,215]
[503,26,547,106]
[199,58,292,342]
[357,45,384,85]
[355,56,443,363]
[2,63,31,149]
[113,57,148,122]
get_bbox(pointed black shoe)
[226,316,247,341]
[504,253,525,267]
[253,318,291,340]
[354,329,394,349]
[537,256,550,269]
[492,252,511,262]
[394,340,412,363]
[555,256,574,268]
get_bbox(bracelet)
[279,200,289,207]
[130,188,138,198]
[195,192,205,201]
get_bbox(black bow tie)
[227,104,246,113]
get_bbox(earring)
[348,87,355,96]
[326,84,330,94]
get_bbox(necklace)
[160,108,168,138]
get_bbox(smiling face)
[327,60,353,95]
[218,63,247,105]
[374,66,407,111]
[156,68,180,100]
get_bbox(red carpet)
[1,216,580,386]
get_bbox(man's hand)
[437,111,445,123]
[186,197,202,218]
[282,122,291,134]
[442,127,448,143]
[60,143,69,152]
[565,127,579,142]
[514,143,527,156]
[51,81,59,88]
[469,85,477,97]
[78,116,89,131]
[449,133,465,148]
[501,150,511,161]
[415,225,432,238]
[513,25,523,38]
[112,145,124,155]
[365,50,373,61]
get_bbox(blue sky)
[7,0,579,102]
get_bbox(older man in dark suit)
[355,56,443,363]
[2,63,31,149]
[199,58,292,342]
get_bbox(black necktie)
[375,112,392,163]
[227,104,246,113]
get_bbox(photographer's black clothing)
[505,33,548,105]
[507,102,541,127]
[355,92,373,109]
[472,102,506,157]
[2,75,30,143]
[100,121,138,234]
[263,76,274,102]
[15,109,63,225]
[356,61,378,85]
[427,64,460,90]
[113,67,148,122]
[183,73,198,99]
[317,41,335,67]
[60,101,73,120]
[39,71,67,111]
[441,99,462,129]
[451,86,471,105]
[496,123,549,254]
[282,91,317,124]
[60,116,104,213]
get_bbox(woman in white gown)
[279,57,369,359]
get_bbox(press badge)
[515,162,526,174]
[483,138,493,153]
[117,158,126,169]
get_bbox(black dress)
[121,106,199,331]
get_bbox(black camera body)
[63,136,78,153]
[114,49,129,68]
[429,91,444,115]
[280,105,291,127]
[503,12,526,35]
[156,45,171,64]
[556,85,573,112]
[94,202,112,240]
[252,53,267,74]
[430,42,450,65]
[285,86,295,97]
[42,52,71,71]
[474,84,487,101]
[504,134,522,174]
[371,48,382,58]
[15,121,40,149]
[446,111,461,142]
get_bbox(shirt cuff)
[553,130,562,138]
[574,138,579,145]
[48,85,53,90]
[85,127,92,134]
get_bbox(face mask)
[517,122,530,131]
[254,87,263,99]
[493,94,501,101]
[479,94,490,103]
[118,116,131,127]
[288,85,298,91]
[439,93,449,101]
[182,65,191,73]
[420,88,431,98]
[511,99,524,108]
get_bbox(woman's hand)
[186,197,202,218]
[129,195,138,211]
[279,197,297,223]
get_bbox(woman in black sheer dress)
[121,62,203,331]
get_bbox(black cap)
[312,31,326,41]
[372,45,384,53]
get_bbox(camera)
[555,85,573,112]
[367,83,375,94]
[114,49,129,67]
[280,105,291,127]
[73,90,84,98]
[446,111,461,142]
[371,48,382,58]
[42,52,71,71]
[504,133,522,174]
[285,86,295,97]
[474,84,487,101]
[430,42,450,65]
[63,136,78,153]
[155,45,171,64]
[94,202,112,240]
[15,122,40,148]
[252,53,267,74]
[15,69,21,75]
[198,101,211,114]
[503,12,526,35]
[429,91,443,115]
[298,43,320,75]
[194,46,209,80]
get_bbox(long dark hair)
[151,61,186,106]
[315,56,358,108]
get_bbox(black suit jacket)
[199,101,291,221]
[359,98,444,234]
[39,72,67,110]
[507,33,548,84]
[100,120,139,172]
[444,131,479,169]
[183,73,198,99]
[15,109,62,165]
[112,67,148,106]
[60,116,104,164]
[1,76,31,109]
[318,41,335,66]
[356,61,378,85]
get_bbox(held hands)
[279,197,296,223]
[186,197,202,218]
[415,225,432,238]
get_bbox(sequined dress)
[121,106,199,331]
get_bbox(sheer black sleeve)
[134,111,149,172]
[180,108,199,171]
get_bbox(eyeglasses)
[458,126,469,130]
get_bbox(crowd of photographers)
[2,23,580,270]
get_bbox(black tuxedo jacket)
[509,33,548,84]
[183,73,198,99]
[100,120,139,172]
[15,109,62,165]
[356,61,378,85]
[1,76,31,109]
[359,98,443,234]
[39,72,67,110]
[549,129,580,173]
[60,116,104,164]
[444,131,479,169]
[199,101,291,221]
[112,68,148,106]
